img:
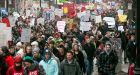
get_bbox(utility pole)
[40,0,42,8]
[5,0,8,12]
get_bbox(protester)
[72,44,86,74]
[24,56,46,75]
[0,46,14,68]
[9,46,16,57]
[59,51,83,75]
[24,45,33,57]
[0,49,8,75]
[0,1,136,74]
[33,47,43,63]
[16,42,24,58]
[98,41,118,75]
[39,49,59,75]
[126,33,136,64]
[6,55,24,75]
[55,45,66,62]
[83,38,96,75]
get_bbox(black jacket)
[83,42,96,59]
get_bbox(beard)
[14,65,22,71]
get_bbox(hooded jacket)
[24,62,46,75]
[39,57,59,75]
[59,59,83,75]
[98,41,118,74]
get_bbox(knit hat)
[1,46,9,53]
[16,42,22,46]
[105,41,112,49]
[32,47,40,53]
[14,55,22,63]
[23,56,34,63]
[45,49,51,56]
[31,41,38,46]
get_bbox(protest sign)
[55,9,63,18]
[118,14,127,22]
[95,0,103,3]
[0,23,7,28]
[117,9,124,15]
[118,26,124,32]
[0,29,7,47]
[57,21,66,32]
[95,15,102,23]
[80,22,92,31]
[29,18,35,27]
[63,7,68,14]
[37,17,45,25]
[103,17,115,28]
[64,3,76,18]
[8,16,15,27]
[90,14,96,20]
[21,28,31,42]
[5,27,12,41]
[0,23,12,46]
[26,9,31,17]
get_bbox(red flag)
[2,17,10,27]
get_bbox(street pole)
[40,0,41,8]
[5,0,8,12]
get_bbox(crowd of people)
[0,2,136,75]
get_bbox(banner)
[57,21,66,32]
[95,15,102,23]
[118,14,127,22]
[80,22,92,31]
[21,28,31,42]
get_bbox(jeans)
[87,58,94,75]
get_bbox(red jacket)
[2,17,10,27]
[5,55,14,68]
[6,66,24,75]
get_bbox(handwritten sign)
[57,21,66,32]
[80,22,92,31]
[21,28,31,42]
[95,15,102,23]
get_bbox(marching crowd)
[0,6,136,75]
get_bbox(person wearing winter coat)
[126,33,136,64]
[72,44,86,74]
[24,56,46,75]
[0,52,8,75]
[33,47,43,63]
[0,46,14,68]
[98,41,118,75]
[83,38,96,75]
[59,51,83,75]
[39,49,59,75]
[6,55,24,75]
